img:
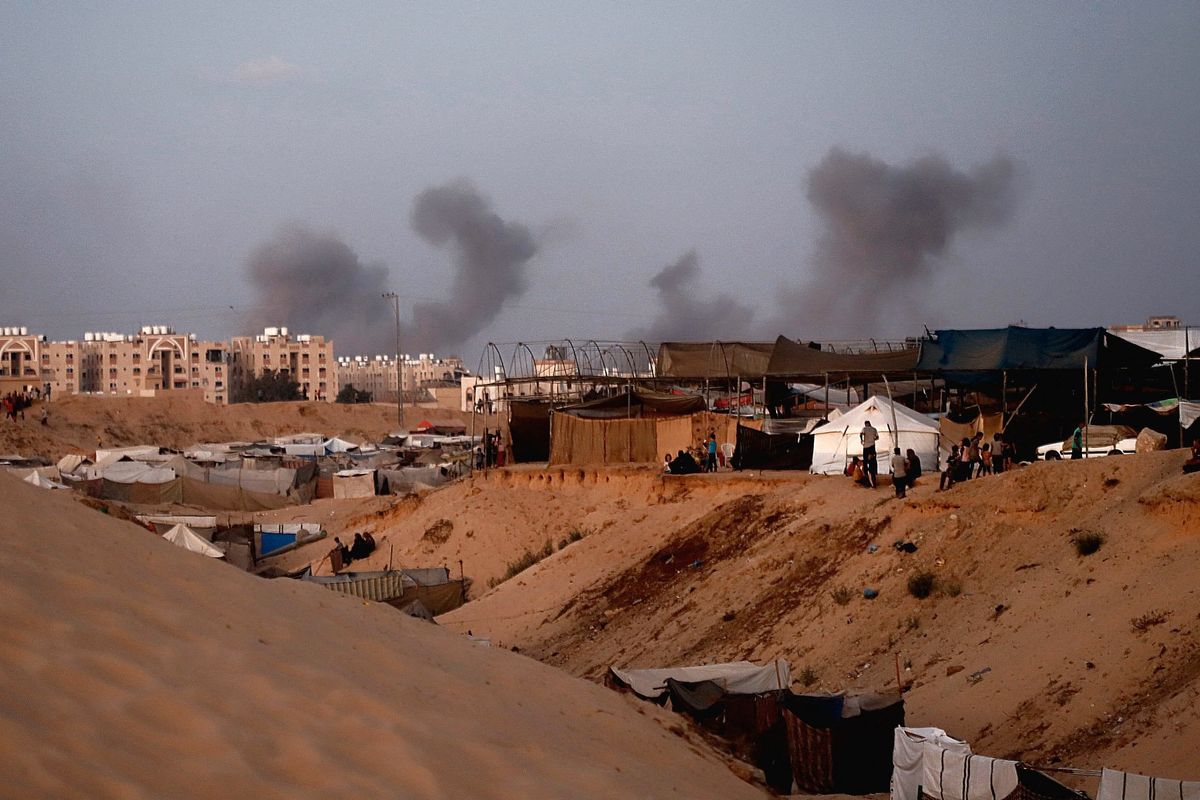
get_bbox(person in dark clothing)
[992,433,1007,473]
[669,449,702,475]
[905,449,922,484]
[363,532,377,554]
[332,537,352,571]
[350,533,371,560]
[940,445,960,491]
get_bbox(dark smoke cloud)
[405,180,538,353]
[245,180,537,356]
[629,250,756,342]
[783,148,1018,336]
[247,223,391,355]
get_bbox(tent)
[657,341,776,380]
[784,690,905,794]
[917,327,1161,373]
[734,424,814,470]
[332,469,376,499]
[767,336,921,378]
[162,524,225,558]
[810,396,940,476]
[23,471,69,490]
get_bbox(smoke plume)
[789,148,1017,335]
[246,223,390,355]
[405,180,538,353]
[629,250,756,342]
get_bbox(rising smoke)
[247,223,391,355]
[787,148,1018,335]
[245,180,537,356]
[405,179,538,353]
[629,250,756,342]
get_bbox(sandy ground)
[0,393,501,458]
[0,470,766,799]
[281,454,1200,783]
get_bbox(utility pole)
[382,292,405,430]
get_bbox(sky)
[2,2,1198,366]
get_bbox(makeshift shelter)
[549,389,719,467]
[98,461,183,504]
[508,400,552,463]
[767,336,921,379]
[734,424,813,470]
[783,690,904,795]
[162,524,225,558]
[303,568,467,616]
[938,410,1003,453]
[657,341,776,380]
[608,660,790,701]
[810,396,940,475]
[917,327,1161,375]
[332,469,376,498]
[22,471,69,490]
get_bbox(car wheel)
[1044,451,1061,461]
[1107,449,1123,456]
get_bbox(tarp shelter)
[162,524,225,558]
[938,410,1003,453]
[783,690,904,795]
[550,416,657,465]
[917,327,1161,374]
[608,660,790,701]
[332,469,375,498]
[810,396,940,475]
[892,727,972,800]
[1108,329,1200,361]
[23,471,69,489]
[508,400,552,463]
[767,336,921,378]
[556,388,707,419]
[657,342,776,380]
[734,424,813,470]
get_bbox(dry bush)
[1131,610,1170,632]
[1073,531,1106,556]
[907,570,937,599]
[830,586,855,606]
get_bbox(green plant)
[907,570,937,599]
[831,586,854,606]
[499,539,555,583]
[1073,531,1106,556]
[568,527,586,543]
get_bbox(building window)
[132,367,140,375]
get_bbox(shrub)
[568,527,586,543]
[1073,531,1106,556]
[941,577,963,597]
[907,570,937,599]
[905,615,921,631]
[1131,610,1170,632]
[799,665,818,687]
[499,539,555,583]
[831,586,855,606]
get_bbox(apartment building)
[230,327,335,402]
[336,353,466,402]
[72,327,230,403]
[0,326,48,396]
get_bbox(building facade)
[336,353,466,402]
[230,327,335,402]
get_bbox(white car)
[1038,425,1138,460]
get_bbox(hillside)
[0,471,765,798]
[308,454,1200,781]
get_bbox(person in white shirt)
[861,420,880,486]
[891,447,908,498]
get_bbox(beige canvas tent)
[162,524,225,558]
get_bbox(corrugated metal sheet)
[304,570,414,602]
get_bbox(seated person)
[350,533,371,561]
[1185,439,1200,474]
[669,449,702,475]
[940,446,960,491]
[663,453,674,473]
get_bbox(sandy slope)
[0,471,765,799]
[0,393,498,458]
[323,456,1200,781]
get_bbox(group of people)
[663,432,721,475]
[331,532,377,570]
[939,431,1016,490]
[843,421,925,499]
[3,390,45,424]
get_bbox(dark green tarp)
[766,336,920,377]
[734,425,813,470]
[916,327,1161,372]
[657,342,776,379]
[556,388,707,419]
[508,400,552,462]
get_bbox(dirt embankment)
[0,393,501,458]
[352,454,1200,779]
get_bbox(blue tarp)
[916,327,1160,373]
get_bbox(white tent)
[810,395,939,476]
[23,471,69,490]
[332,469,375,499]
[162,524,225,558]
[609,660,791,701]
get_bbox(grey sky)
[2,2,1198,364]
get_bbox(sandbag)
[1136,427,1168,453]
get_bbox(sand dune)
[0,471,764,798]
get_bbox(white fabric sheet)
[609,660,790,700]
[1098,769,1200,800]
[892,727,972,800]
[162,524,225,558]
[810,396,940,475]
[920,745,1018,800]
[1181,400,1200,429]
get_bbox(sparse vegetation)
[941,576,963,597]
[831,586,855,606]
[907,570,937,599]
[568,527,587,543]
[1131,610,1170,632]
[1073,530,1106,556]
[799,665,818,687]
[496,539,556,584]
[905,615,921,631]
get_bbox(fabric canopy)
[162,524,224,558]
[917,327,1161,372]
[609,660,790,700]
[656,342,776,379]
[1109,329,1200,360]
[767,336,920,377]
[23,471,69,489]
[556,388,707,419]
[810,396,939,475]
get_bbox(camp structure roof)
[608,660,791,701]
[916,326,1162,372]
[766,336,921,378]
[556,388,707,419]
[656,341,776,380]
[162,524,225,558]
[1108,328,1200,361]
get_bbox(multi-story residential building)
[230,327,335,402]
[0,326,48,396]
[336,353,466,402]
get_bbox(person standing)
[705,433,718,473]
[992,433,1006,473]
[891,447,908,498]
[1071,424,1084,460]
[860,420,879,478]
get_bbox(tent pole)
[912,371,917,411]
[1185,324,1190,400]
[824,372,829,415]
[1002,371,1008,428]
[1083,356,1089,454]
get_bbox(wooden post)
[1083,356,1089,454]
[824,372,830,415]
